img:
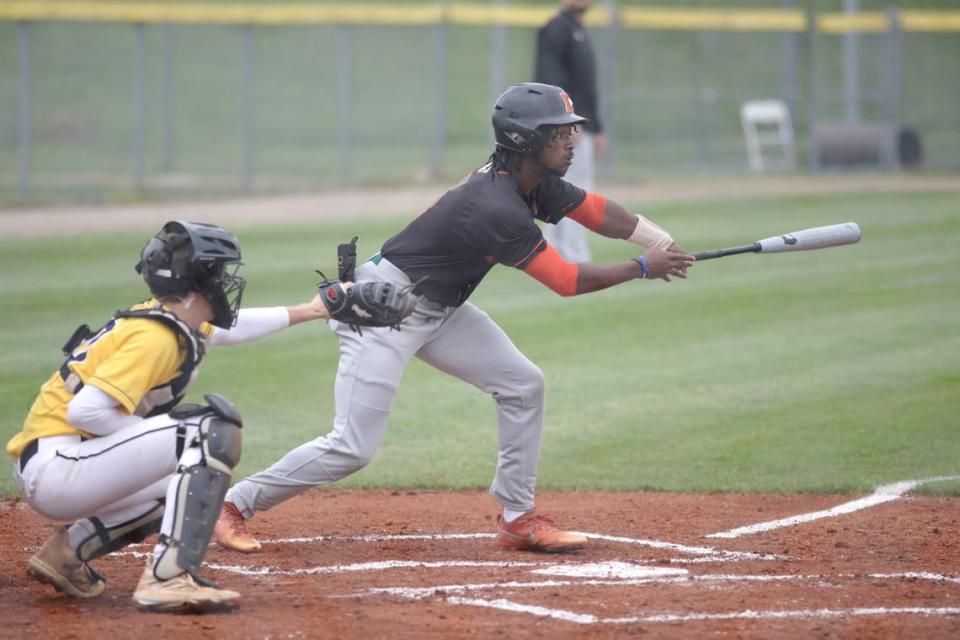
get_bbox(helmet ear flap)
[493,116,544,154]
[137,234,189,298]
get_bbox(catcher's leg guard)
[75,502,165,562]
[154,395,243,580]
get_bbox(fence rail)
[1,2,960,32]
[1,2,958,203]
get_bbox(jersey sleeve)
[86,322,183,414]
[475,206,548,270]
[533,175,587,224]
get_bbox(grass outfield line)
[1,188,958,496]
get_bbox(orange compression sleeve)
[566,192,607,231]
[522,243,579,296]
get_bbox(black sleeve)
[533,17,570,88]
[475,207,547,269]
[533,175,587,224]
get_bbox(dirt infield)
[2,487,958,639]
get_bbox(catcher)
[6,220,415,611]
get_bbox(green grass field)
[2,187,959,496]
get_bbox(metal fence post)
[490,0,507,113]
[600,0,618,180]
[806,7,820,172]
[240,24,254,193]
[133,23,146,193]
[18,21,31,201]
[431,16,448,179]
[884,9,902,127]
[133,23,147,191]
[842,0,860,123]
[782,0,800,122]
[882,8,903,170]
[338,24,353,184]
[161,23,175,172]
[693,32,714,172]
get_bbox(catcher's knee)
[171,393,244,471]
[154,394,242,580]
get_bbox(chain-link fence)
[0,2,957,204]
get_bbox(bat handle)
[693,243,761,261]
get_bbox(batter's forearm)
[574,261,642,295]
[594,200,645,239]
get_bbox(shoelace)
[515,512,558,531]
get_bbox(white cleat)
[133,565,240,612]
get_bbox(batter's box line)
[355,572,960,626]
[351,570,960,601]
[707,475,960,539]
[443,597,960,626]
[256,531,782,562]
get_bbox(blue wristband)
[633,255,651,279]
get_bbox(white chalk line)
[111,551,546,577]
[251,531,778,562]
[707,475,960,539]
[355,571,960,600]
[123,527,767,566]
[112,544,960,626]
[445,597,960,625]
[396,572,960,626]
[264,532,494,545]
[572,531,783,560]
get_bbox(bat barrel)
[757,222,861,253]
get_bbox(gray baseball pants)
[226,257,546,515]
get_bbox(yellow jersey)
[6,300,215,459]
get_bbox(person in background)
[535,0,608,263]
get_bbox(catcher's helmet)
[492,83,588,154]
[136,220,246,328]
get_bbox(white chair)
[740,100,796,173]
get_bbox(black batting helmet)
[492,83,588,154]
[136,220,246,328]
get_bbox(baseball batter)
[215,83,695,553]
[6,221,338,610]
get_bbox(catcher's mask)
[492,83,588,155]
[136,220,246,329]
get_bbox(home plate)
[531,562,689,579]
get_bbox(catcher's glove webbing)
[338,236,358,282]
[317,237,421,334]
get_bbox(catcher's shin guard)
[76,502,164,562]
[154,395,243,580]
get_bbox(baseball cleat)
[496,511,587,553]
[28,526,106,599]
[213,501,261,553]
[133,565,240,612]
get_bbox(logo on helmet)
[559,90,575,114]
[326,286,339,302]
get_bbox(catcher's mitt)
[318,279,419,333]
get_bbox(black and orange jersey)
[381,165,586,306]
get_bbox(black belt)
[19,439,39,473]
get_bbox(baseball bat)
[693,222,861,261]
